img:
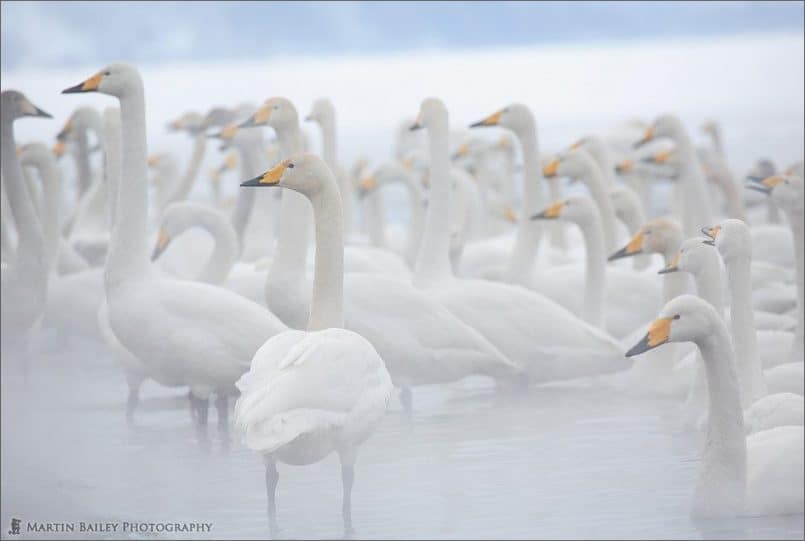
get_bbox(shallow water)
[1,336,803,540]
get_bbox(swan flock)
[2,60,803,535]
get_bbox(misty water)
[2,334,802,540]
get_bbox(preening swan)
[234,154,393,535]
[626,295,804,517]
[63,63,287,440]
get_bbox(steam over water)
[2,337,802,539]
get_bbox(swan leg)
[187,390,197,423]
[215,393,230,448]
[339,449,357,536]
[399,387,412,416]
[125,377,143,426]
[264,460,280,537]
[190,393,210,447]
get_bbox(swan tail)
[240,408,345,454]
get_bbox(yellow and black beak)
[641,149,672,165]
[746,175,783,194]
[531,201,564,221]
[542,158,560,178]
[701,225,720,246]
[409,114,423,131]
[469,110,503,128]
[240,105,272,129]
[151,228,171,261]
[356,175,378,199]
[658,252,681,274]
[167,118,183,132]
[241,159,290,187]
[625,316,675,357]
[452,143,470,161]
[633,125,655,149]
[62,72,104,94]
[615,159,634,174]
[52,140,66,159]
[609,231,644,261]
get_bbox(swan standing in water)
[234,154,393,536]
[1,91,51,358]
[63,64,287,441]
[626,295,803,517]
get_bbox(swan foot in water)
[215,394,230,451]
[125,379,143,426]
[189,393,210,449]
[341,464,355,536]
[399,387,412,417]
[264,461,280,538]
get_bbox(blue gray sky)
[2,1,803,70]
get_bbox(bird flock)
[1,62,803,535]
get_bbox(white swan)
[626,294,803,517]
[234,154,393,535]
[411,98,627,382]
[63,63,288,439]
[1,91,51,352]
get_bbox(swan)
[626,294,803,517]
[531,196,661,338]
[1,91,51,353]
[748,174,805,364]
[63,63,288,440]
[305,98,354,237]
[234,154,393,535]
[163,110,207,207]
[609,185,651,271]
[411,98,627,382]
[635,115,714,237]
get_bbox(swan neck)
[414,120,452,288]
[75,129,93,195]
[676,139,714,236]
[723,254,766,405]
[402,173,425,265]
[307,180,344,330]
[366,190,386,247]
[580,164,617,253]
[167,132,206,205]
[579,216,606,328]
[505,124,543,282]
[786,210,804,358]
[198,212,238,285]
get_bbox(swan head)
[531,196,598,228]
[609,186,641,221]
[305,98,334,124]
[609,218,682,261]
[52,139,67,159]
[633,114,684,148]
[151,201,219,261]
[1,90,52,122]
[702,219,751,261]
[168,111,204,135]
[239,97,298,130]
[659,236,719,276]
[202,107,237,131]
[241,153,333,197]
[62,63,141,98]
[542,148,599,179]
[468,103,533,133]
[356,163,410,199]
[626,294,716,356]
[747,174,804,214]
[410,98,447,131]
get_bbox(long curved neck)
[786,209,804,360]
[166,132,206,205]
[75,128,93,196]
[579,164,617,253]
[365,189,386,247]
[401,172,426,265]
[1,118,46,278]
[694,322,746,517]
[675,134,714,237]
[662,243,689,303]
[103,110,122,229]
[723,254,767,406]
[545,176,566,250]
[505,123,543,283]
[306,179,344,330]
[578,216,606,329]
[196,211,237,285]
[614,190,650,271]
[107,83,150,286]
[269,123,311,281]
[319,114,337,170]
[31,157,63,275]
[414,120,453,288]
[229,139,261,253]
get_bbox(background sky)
[2,1,804,71]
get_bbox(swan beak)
[625,317,674,357]
[452,143,470,161]
[19,98,52,118]
[241,160,288,187]
[167,119,183,132]
[531,201,564,220]
[746,175,783,194]
[503,206,517,223]
[633,126,655,149]
[240,105,271,128]
[52,140,66,158]
[469,110,503,128]
[609,231,644,261]
[642,149,671,165]
[701,225,720,246]
[62,72,104,94]
[569,140,583,150]
[658,252,681,274]
[615,159,634,174]
[356,175,378,199]
[409,114,423,131]
[151,228,171,261]
[303,113,314,122]
[542,158,560,178]
[147,154,161,168]
[56,119,73,141]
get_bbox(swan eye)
[673,314,680,320]
[287,163,295,169]
[104,71,111,76]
